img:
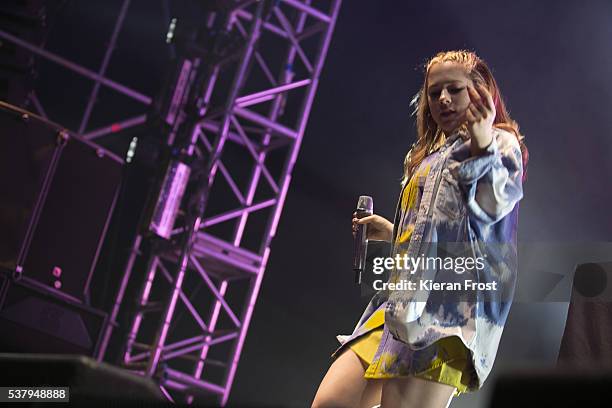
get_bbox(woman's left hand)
[466,83,495,155]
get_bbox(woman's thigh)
[359,378,383,408]
[381,375,455,408]
[312,348,380,408]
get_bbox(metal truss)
[116,0,342,405]
[0,0,150,144]
[1,0,341,404]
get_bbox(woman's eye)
[450,88,464,94]
[429,91,440,97]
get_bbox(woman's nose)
[439,89,451,104]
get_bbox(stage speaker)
[0,353,166,405]
[0,274,107,355]
[0,101,123,303]
[558,261,612,365]
[489,367,612,407]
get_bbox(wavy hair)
[402,50,529,185]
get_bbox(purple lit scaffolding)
[0,0,151,138]
[117,1,342,405]
[1,0,341,404]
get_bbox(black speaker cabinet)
[0,353,166,405]
[0,101,123,303]
[489,367,612,407]
[0,274,108,355]
[558,261,612,365]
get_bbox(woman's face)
[426,61,474,134]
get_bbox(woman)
[312,50,529,408]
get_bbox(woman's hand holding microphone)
[352,212,394,242]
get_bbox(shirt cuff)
[451,135,500,185]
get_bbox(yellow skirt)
[349,313,473,396]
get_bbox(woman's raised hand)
[466,83,495,154]
[352,212,394,242]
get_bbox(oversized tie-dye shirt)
[334,126,524,390]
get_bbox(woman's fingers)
[471,83,495,121]
[465,110,473,124]
[475,83,494,111]
[466,103,479,122]
[468,86,487,116]
[356,215,376,224]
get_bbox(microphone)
[353,195,373,285]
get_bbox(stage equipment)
[0,0,164,365]
[489,367,612,407]
[353,195,373,284]
[115,1,342,405]
[0,102,123,356]
[0,1,342,405]
[0,1,65,107]
[0,273,108,355]
[558,261,612,365]
[0,101,123,302]
[0,353,165,404]
[149,160,191,239]
[0,0,151,142]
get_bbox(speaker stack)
[0,101,123,356]
[490,261,612,407]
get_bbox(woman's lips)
[440,111,456,121]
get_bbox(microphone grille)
[357,195,373,212]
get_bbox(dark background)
[5,0,612,406]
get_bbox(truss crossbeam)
[0,29,152,107]
[113,0,342,404]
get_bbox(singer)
[312,50,529,408]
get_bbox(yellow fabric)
[348,310,472,396]
[395,163,431,245]
[400,163,431,213]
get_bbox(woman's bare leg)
[359,379,383,408]
[312,348,382,408]
[380,375,455,408]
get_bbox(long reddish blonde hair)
[402,50,529,185]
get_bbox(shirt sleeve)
[448,129,524,225]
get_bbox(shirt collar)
[444,125,470,147]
